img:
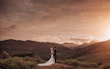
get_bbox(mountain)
[72,40,110,63]
[63,43,79,49]
[0,39,73,59]
[62,40,99,49]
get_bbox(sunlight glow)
[99,32,110,41]
[104,28,110,39]
[105,29,110,36]
[100,25,110,41]
[104,20,110,39]
[99,18,110,41]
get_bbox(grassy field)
[1,56,110,69]
[0,57,44,69]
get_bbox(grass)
[0,57,44,69]
[101,64,110,69]
[57,58,101,68]
[0,56,104,69]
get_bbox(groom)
[54,47,57,63]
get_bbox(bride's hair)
[50,47,54,54]
[50,47,53,50]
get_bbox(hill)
[62,40,99,49]
[72,40,110,63]
[0,39,73,59]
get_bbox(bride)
[38,47,55,66]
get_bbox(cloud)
[4,25,16,30]
[0,0,110,42]
[32,35,93,44]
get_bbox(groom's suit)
[54,47,57,63]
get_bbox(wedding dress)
[38,48,55,66]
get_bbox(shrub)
[0,57,36,69]
[68,60,80,67]
[102,64,110,69]
[58,59,80,67]
[57,59,99,68]
[80,62,98,68]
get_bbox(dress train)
[38,48,55,66]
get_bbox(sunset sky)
[0,0,110,44]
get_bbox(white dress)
[38,48,55,66]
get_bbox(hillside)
[1,39,110,69]
[0,39,73,59]
[62,40,99,49]
[72,40,110,63]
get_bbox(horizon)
[0,38,108,45]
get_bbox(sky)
[0,0,110,44]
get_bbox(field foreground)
[35,63,74,69]
[35,63,101,69]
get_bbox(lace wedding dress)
[38,48,55,66]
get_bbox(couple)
[38,47,57,66]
